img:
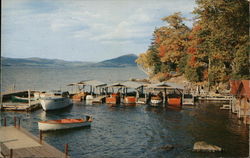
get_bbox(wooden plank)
[0,127,68,158]
[32,146,63,157]
[13,148,35,158]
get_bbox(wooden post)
[0,93,3,111]
[18,118,21,129]
[14,117,16,127]
[28,89,31,107]
[10,148,13,158]
[65,144,69,157]
[4,117,6,127]
[39,131,43,144]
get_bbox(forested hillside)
[136,0,249,86]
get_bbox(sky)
[2,0,196,62]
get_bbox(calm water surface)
[0,67,249,157]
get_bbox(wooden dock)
[0,126,69,158]
[1,101,41,111]
[197,95,233,101]
[1,90,42,111]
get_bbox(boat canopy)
[148,82,184,90]
[79,80,107,88]
[106,82,125,88]
[67,82,84,86]
[122,81,144,89]
[106,81,144,89]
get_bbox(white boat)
[182,94,195,105]
[38,116,93,131]
[150,96,163,105]
[86,95,94,100]
[40,91,72,111]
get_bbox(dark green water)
[1,67,249,157]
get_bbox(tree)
[159,12,190,70]
[193,0,249,83]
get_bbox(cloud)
[2,0,196,61]
[86,8,155,43]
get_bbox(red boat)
[124,96,136,105]
[106,93,120,104]
[71,92,86,101]
[167,94,182,107]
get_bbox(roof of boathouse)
[148,82,184,90]
[122,81,144,89]
[67,82,85,86]
[106,81,145,89]
[78,80,107,87]
[106,82,125,87]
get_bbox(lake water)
[0,66,249,157]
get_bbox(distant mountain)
[94,54,138,67]
[1,57,93,67]
[1,54,138,67]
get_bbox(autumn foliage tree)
[136,0,249,84]
[136,12,190,78]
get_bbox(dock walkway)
[1,101,41,111]
[0,126,68,158]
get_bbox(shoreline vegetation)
[136,0,249,91]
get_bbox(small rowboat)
[38,116,93,131]
[11,96,36,103]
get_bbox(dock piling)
[28,89,31,107]
[39,130,43,144]
[18,118,21,129]
[14,117,16,127]
[4,117,7,127]
[65,144,69,157]
[10,148,13,158]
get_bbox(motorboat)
[40,91,72,111]
[182,94,195,105]
[124,96,136,104]
[168,93,182,107]
[71,92,87,101]
[150,96,162,106]
[106,93,120,104]
[38,116,93,131]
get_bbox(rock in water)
[193,141,222,152]
[160,145,174,151]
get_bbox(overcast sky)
[2,0,196,62]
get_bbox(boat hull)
[182,94,194,105]
[106,96,120,104]
[150,96,162,105]
[182,98,194,105]
[71,92,86,101]
[38,120,91,131]
[124,96,136,104]
[168,98,182,107]
[86,95,94,100]
[40,97,72,111]
[11,96,36,103]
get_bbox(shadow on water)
[41,105,73,114]
[42,126,91,137]
[145,105,166,114]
